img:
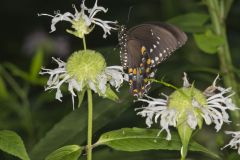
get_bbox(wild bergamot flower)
[38,0,117,38]
[136,73,237,140]
[40,50,126,109]
[222,131,240,154]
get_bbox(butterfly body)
[118,22,187,97]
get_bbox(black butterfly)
[118,22,187,97]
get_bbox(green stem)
[83,35,87,51]
[205,0,240,123]
[181,157,185,160]
[149,79,190,99]
[87,89,93,160]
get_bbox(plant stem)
[205,0,240,122]
[87,89,93,160]
[83,35,87,51]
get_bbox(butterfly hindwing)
[126,39,151,96]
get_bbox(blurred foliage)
[1,0,240,160]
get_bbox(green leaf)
[193,30,225,54]
[45,145,82,160]
[0,76,9,99]
[4,63,29,81]
[167,13,209,32]
[30,49,44,81]
[95,128,220,159]
[0,130,30,160]
[30,88,132,160]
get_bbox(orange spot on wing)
[129,79,133,84]
[147,59,151,65]
[133,68,137,75]
[128,68,133,73]
[133,89,138,93]
[141,46,146,55]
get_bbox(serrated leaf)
[45,145,82,160]
[168,13,209,32]
[95,128,220,159]
[30,49,44,81]
[30,88,132,160]
[193,30,225,54]
[0,130,30,160]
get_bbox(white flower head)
[136,73,237,140]
[38,0,117,38]
[40,50,126,109]
[222,131,240,154]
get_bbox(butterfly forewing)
[118,22,187,97]
[127,23,187,67]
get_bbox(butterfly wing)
[127,22,187,67]
[119,22,187,97]
[125,39,153,96]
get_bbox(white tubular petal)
[187,112,197,130]
[56,88,63,101]
[88,81,97,93]
[200,77,237,131]
[98,74,107,94]
[182,72,190,87]
[222,131,240,155]
[136,95,176,140]
[105,66,125,91]
[92,18,117,38]
[88,0,108,19]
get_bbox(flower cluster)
[136,73,236,140]
[40,50,126,109]
[38,0,117,38]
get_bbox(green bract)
[67,19,94,38]
[169,87,206,129]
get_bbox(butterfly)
[118,22,187,97]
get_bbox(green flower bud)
[66,50,106,83]
[169,87,206,159]
[169,87,206,129]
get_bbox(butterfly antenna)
[126,6,133,24]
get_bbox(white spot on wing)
[150,49,153,53]
[151,29,154,36]
[149,72,155,77]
